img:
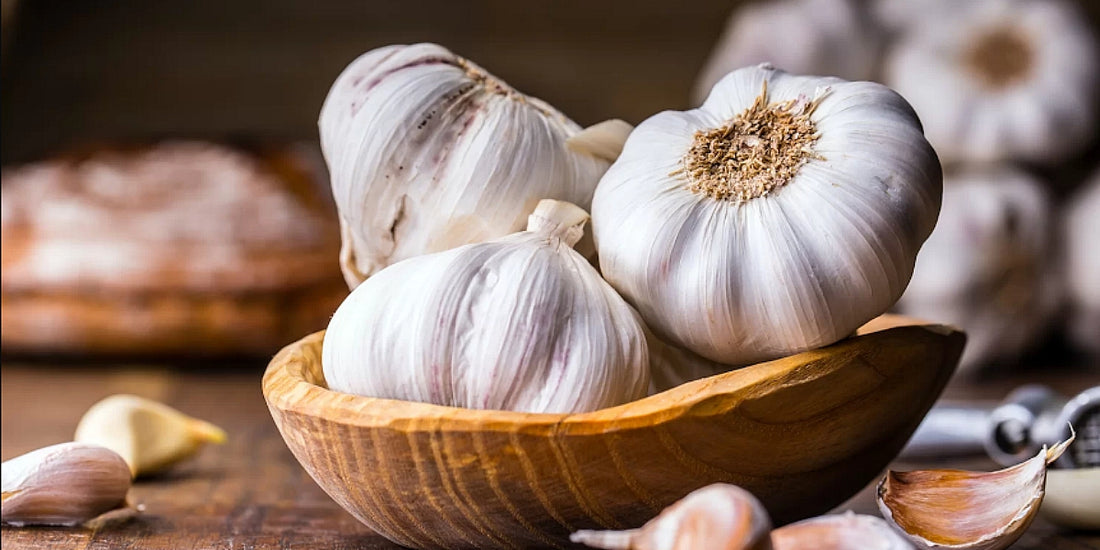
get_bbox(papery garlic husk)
[1064,172,1100,355]
[593,63,941,366]
[1039,467,1100,530]
[571,483,772,550]
[322,199,650,414]
[896,166,1057,374]
[884,0,1099,165]
[770,512,914,550]
[319,43,613,288]
[877,435,1074,550]
[694,0,880,104]
[2,442,131,526]
[74,394,227,477]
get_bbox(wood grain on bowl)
[262,314,964,549]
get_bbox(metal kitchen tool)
[901,385,1100,468]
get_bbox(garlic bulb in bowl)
[593,64,942,366]
[320,43,611,288]
[1065,171,1100,355]
[694,0,880,105]
[896,166,1057,373]
[884,0,1099,165]
[322,199,649,414]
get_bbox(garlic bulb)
[570,483,772,550]
[1065,172,1100,355]
[319,43,612,288]
[884,0,1099,165]
[871,0,958,33]
[593,64,941,366]
[770,512,914,550]
[896,166,1057,374]
[322,199,649,414]
[694,0,880,104]
[2,442,131,526]
[877,435,1073,550]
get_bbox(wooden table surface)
[2,358,1098,549]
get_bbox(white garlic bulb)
[694,0,880,105]
[1065,171,1100,355]
[896,166,1057,373]
[322,199,649,414]
[884,0,1099,165]
[319,43,612,288]
[872,0,958,34]
[593,64,941,366]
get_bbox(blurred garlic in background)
[885,0,1099,165]
[896,167,1058,374]
[1064,170,1100,355]
[693,0,879,105]
[871,0,959,33]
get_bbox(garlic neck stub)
[896,166,1057,374]
[322,199,650,414]
[319,43,611,288]
[884,0,1099,165]
[593,64,942,366]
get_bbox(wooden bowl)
[263,314,963,549]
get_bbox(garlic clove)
[770,512,914,550]
[566,119,635,163]
[877,435,1074,550]
[2,442,131,526]
[74,394,226,477]
[1039,467,1100,530]
[570,483,772,550]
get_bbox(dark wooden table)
[2,359,1098,549]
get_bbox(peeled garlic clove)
[593,64,941,367]
[1039,467,1100,530]
[770,512,914,550]
[1064,172,1100,356]
[877,436,1074,550]
[571,484,772,550]
[884,0,1099,165]
[694,0,880,105]
[323,199,650,414]
[320,43,612,288]
[74,394,226,477]
[2,442,131,526]
[895,166,1057,374]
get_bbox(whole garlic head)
[896,166,1057,374]
[694,0,880,105]
[322,199,650,414]
[884,0,1099,165]
[320,43,611,288]
[593,64,941,366]
[1065,171,1100,355]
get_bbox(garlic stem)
[526,199,590,248]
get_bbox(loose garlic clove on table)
[770,512,914,550]
[877,435,1074,550]
[593,63,941,367]
[571,484,772,550]
[74,394,226,477]
[2,442,131,526]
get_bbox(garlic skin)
[74,394,227,477]
[896,167,1057,374]
[322,199,649,414]
[593,64,941,366]
[320,43,610,288]
[770,512,914,550]
[647,329,729,394]
[694,0,879,105]
[884,0,1099,165]
[877,436,1073,550]
[2,442,131,526]
[1064,172,1100,355]
[571,483,772,550]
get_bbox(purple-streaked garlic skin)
[2,442,131,526]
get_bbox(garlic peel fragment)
[770,512,914,550]
[877,433,1073,550]
[2,442,131,526]
[570,483,772,550]
[74,394,226,477]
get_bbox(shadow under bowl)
[263,314,964,549]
